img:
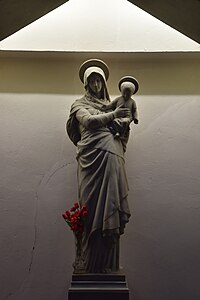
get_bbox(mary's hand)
[113,105,131,118]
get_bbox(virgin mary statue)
[67,59,131,273]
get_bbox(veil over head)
[79,59,110,101]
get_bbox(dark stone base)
[68,273,129,300]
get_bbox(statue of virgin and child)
[66,59,139,274]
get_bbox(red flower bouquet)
[62,202,87,238]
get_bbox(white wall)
[0,52,200,300]
[1,0,199,52]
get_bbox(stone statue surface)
[102,75,139,152]
[66,59,139,274]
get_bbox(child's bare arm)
[102,99,118,111]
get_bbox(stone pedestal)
[68,273,129,300]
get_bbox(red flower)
[74,202,79,209]
[62,202,88,237]
[62,213,67,220]
[65,210,71,217]
[82,210,87,217]
[62,210,71,220]
[71,224,79,231]
[73,217,78,224]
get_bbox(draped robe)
[67,94,131,273]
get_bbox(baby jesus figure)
[103,76,139,150]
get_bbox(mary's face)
[88,73,103,95]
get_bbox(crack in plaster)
[44,161,73,185]
[28,161,74,273]
[4,160,75,299]
[4,176,44,300]
[28,191,39,273]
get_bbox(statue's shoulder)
[130,97,136,105]
[74,96,85,103]
[66,97,86,146]
[70,96,86,110]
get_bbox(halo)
[118,76,139,94]
[79,59,109,83]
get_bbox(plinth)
[68,273,129,300]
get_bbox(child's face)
[122,87,134,101]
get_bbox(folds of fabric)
[77,145,130,272]
[67,94,131,273]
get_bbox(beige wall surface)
[0,52,200,300]
[1,52,200,95]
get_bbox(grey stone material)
[66,59,132,274]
